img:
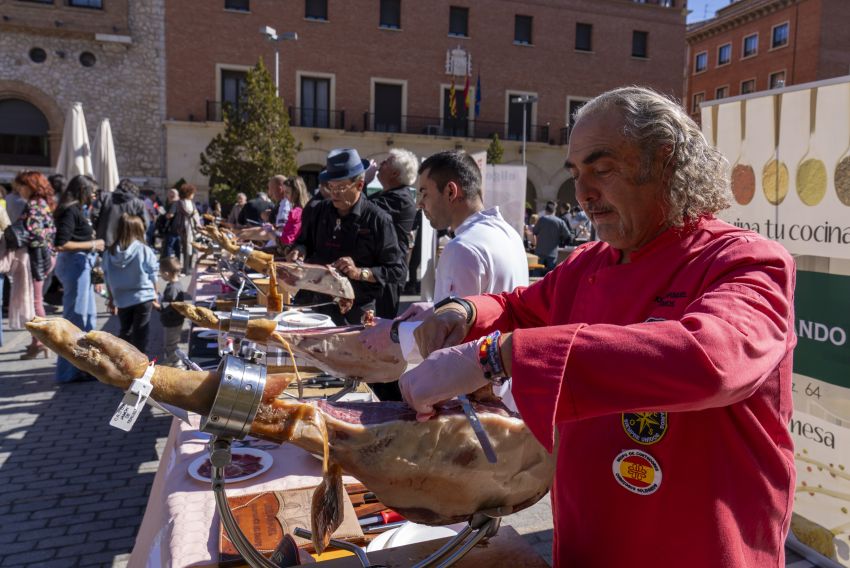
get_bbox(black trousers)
[117,300,153,353]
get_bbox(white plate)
[275,311,334,330]
[247,273,265,279]
[196,330,218,339]
[188,448,273,484]
[366,521,464,552]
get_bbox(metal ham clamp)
[199,354,283,568]
[217,307,268,363]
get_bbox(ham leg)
[26,317,555,551]
[172,303,406,381]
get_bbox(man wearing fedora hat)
[288,148,405,324]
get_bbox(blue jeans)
[164,234,181,259]
[54,251,98,382]
[0,274,5,347]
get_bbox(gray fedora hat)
[319,148,370,183]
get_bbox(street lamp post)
[513,95,538,166]
[259,26,298,97]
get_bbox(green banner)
[794,270,850,388]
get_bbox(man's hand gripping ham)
[400,305,488,421]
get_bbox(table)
[127,414,357,567]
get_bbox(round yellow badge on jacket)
[612,449,662,495]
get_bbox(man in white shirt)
[362,150,527,399]
[419,151,528,301]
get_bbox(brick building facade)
[686,0,850,120]
[0,0,166,187]
[165,0,686,206]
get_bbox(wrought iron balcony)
[361,113,552,144]
[288,107,346,130]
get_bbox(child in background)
[103,213,159,353]
[157,256,186,368]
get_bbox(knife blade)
[458,395,497,463]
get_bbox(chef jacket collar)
[627,216,707,263]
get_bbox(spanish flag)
[463,74,471,112]
[449,78,458,118]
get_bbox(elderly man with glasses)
[287,148,405,324]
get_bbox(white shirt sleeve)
[434,240,487,299]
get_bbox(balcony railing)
[361,113,551,143]
[288,107,346,130]
[204,102,345,130]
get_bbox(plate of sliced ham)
[188,448,273,484]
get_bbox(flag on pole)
[475,73,482,118]
[449,78,458,118]
[463,74,471,112]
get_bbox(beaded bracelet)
[478,330,508,385]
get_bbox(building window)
[743,33,758,57]
[632,31,648,58]
[575,23,592,51]
[29,47,47,63]
[514,15,532,45]
[740,79,756,94]
[717,43,731,66]
[692,92,705,114]
[507,94,534,140]
[567,99,587,133]
[374,83,403,132]
[301,76,331,127]
[771,22,789,48]
[225,0,249,11]
[305,0,328,21]
[79,52,96,67]
[715,86,728,99]
[443,86,468,136]
[0,99,51,167]
[379,0,401,29]
[221,69,247,116]
[449,6,469,37]
[769,70,786,89]
[68,0,102,7]
[694,51,707,73]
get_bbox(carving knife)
[458,395,497,463]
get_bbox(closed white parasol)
[55,102,93,180]
[91,118,119,192]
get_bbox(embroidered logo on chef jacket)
[612,449,662,495]
[622,412,668,445]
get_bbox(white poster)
[483,164,526,237]
[705,78,850,260]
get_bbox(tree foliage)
[200,60,299,204]
[486,133,504,165]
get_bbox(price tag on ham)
[109,362,155,432]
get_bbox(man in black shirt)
[237,191,273,226]
[369,148,418,318]
[288,148,405,325]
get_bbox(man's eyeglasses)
[326,180,357,193]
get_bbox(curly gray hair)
[387,148,420,186]
[574,86,731,227]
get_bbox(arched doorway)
[557,177,576,207]
[0,98,50,167]
[297,164,323,195]
[525,179,537,210]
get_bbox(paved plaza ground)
[0,281,554,567]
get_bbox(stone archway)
[557,177,577,207]
[0,81,64,165]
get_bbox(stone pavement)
[0,285,556,567]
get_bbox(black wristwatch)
[390,319,403,344]
[433,296,474,324]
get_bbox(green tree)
[200,60,299,204]
[486,133,504,165]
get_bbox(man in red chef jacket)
[400,86,796,567]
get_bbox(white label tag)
[109,363,155,432]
